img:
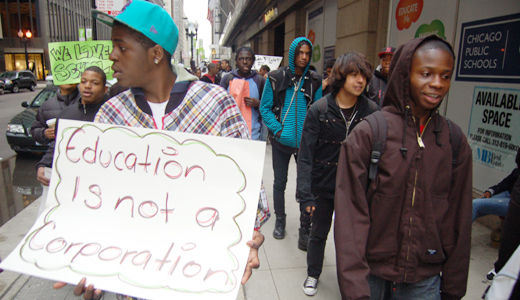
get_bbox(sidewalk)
[0,146,499,299]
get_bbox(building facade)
[207,0,233,61]
[220,0,389,73]
[220,0,520,194]
[0,0,113,80]
[0,0,188,80]
[163,0,188,65]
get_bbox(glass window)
[0,71,17,79]
[30,88,58,108]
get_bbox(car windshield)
[30,88,58,108]
[0,71,17,79]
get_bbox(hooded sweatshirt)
[366,66,388,107]
[260,37,322,148]
[220,69,266,140]
[31,87,81,144]
[36,97,106,169]
[334,35,472,300]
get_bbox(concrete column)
[259,29,271,56]
[283,8,305,66]
[335,0,390,66]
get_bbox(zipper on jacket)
[411,116,431,207]
[404,116,432,281]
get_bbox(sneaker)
[303,276,318,296]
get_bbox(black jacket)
[30,88,80,144]
[487,149,520,196]
[296,93,378,207]
[267,66,322,121]
[366,68,388,107]
[494,155,520,287]
[36,99,105,169]
[200,74,215,84]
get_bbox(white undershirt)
[147,101,168,129]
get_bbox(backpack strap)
[364,115,461,190]
[317,94,330,122]
[446,118,463,166]
[365,111,387,183]
[302,70,321,106]
[268,68,289,121]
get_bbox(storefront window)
[4,53,44,80]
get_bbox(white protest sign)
[253,55,283,72]
[0,120,266,300]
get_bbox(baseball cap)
[378,47,396,58]
[92,0,178,55]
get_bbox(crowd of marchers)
[24,1,520,299]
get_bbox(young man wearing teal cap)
[54,1,269,299]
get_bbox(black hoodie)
[486,149,520,195]
[36,98,106,169]
[334,35,472,300]
[366,68,388,107]
[30,87,80,144]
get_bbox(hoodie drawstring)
[400,106,409,158]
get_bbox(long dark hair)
[328,52,372,96]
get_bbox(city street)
[0,87,45,226]
[0,88,40,158]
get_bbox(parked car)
[0,70,37,93]
[6,85,58,154]
[0,79,4,95]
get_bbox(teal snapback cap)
[93,0,178,55]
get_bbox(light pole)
[185,21,198,72]
[91,0,97,40]
[17,29,32,70]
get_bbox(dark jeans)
[271,141,297,218]
[307,195,334,278]
[368,274,441,300]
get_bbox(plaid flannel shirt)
[94,80,269,229]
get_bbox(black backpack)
[365,111,463,185]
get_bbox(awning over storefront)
[3,48,45,54]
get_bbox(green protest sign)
[48,40,113,85]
